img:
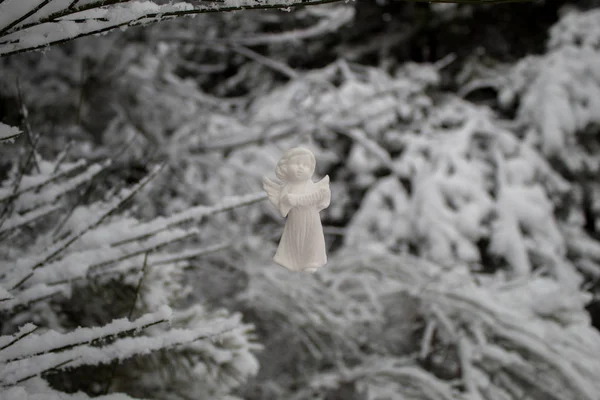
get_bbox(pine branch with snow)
[496,7,600,284]
[0,152,262,399]
[0,0,357,57]
[241,248,600,400]
[0,122,21,143]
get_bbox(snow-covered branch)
[257,249,600,400]
[0,122,21,143]
[0,152,261,399]
[0,0,349,57]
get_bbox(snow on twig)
[0,159,87,203]
[111,191,265,246]
[0,311,241,386]
[0,122,21,143]
[0,0,351,57]
[0,305,172,363]
[9,163,165,289]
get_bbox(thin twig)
[89,231,197,272]
[194,123,298,153]
[0,325,39,351]
[14,358,76,385]
[169,5,352,47]
[419,320,437,360]
[12,164,165,289]
[5,319,165,363]
[0,160,87,203]
[45,242,229,286]
[0,0,54,36]
[458,335,484,400]
[50,170,100,239]
[109,192,265,247]
[52,141,74,174]
[52,131,137,238]
[129,252,149,320]
[16,78,39,173]
[0,131,22,142]
[0,133,41,229]
[76,61,87,126]
[68,0,81,10]
[229,44,298,79]
[104,252,150,395]
[0,204,62,240]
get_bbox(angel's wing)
[316,175,330,187]
[262,177,282,209]
[315,175,331,211]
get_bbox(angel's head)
[276,147,316,182]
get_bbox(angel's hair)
[276,147,316,181]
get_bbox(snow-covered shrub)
[342,93,585,286]
[243,248,600,400]
[508,46,600,163]
[495,6,600,286]
[0,152,262,399]
[548,8,600,50]
[500,8,600,166]
[242,59,440,234]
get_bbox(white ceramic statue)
[263,147,331,273]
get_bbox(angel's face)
[287,154,314,182]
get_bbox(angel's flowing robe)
[274,180,330,272]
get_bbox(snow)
[0,311,240,385]
[0,159,96,214]
[112,191,265,245]
[1,382,143,400]
[1,4,600,400]
[0,305,172,362]
[0,145,261,397]
[345,176,410,249]
[24,226,198,285]
[548,8,600,50]
[0,0,345,56]
[0,204,62,236]
[0,1,196,56]
[0,285,13,302]
[0,283,72,312]
[508,46,600,160]
[0,0,47,32]
[0,122,21,142]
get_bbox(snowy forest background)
[2,0,600,399]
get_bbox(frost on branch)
[0,154,261,399]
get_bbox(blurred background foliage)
[2,0,600,399]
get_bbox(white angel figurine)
[263,147,331,273]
